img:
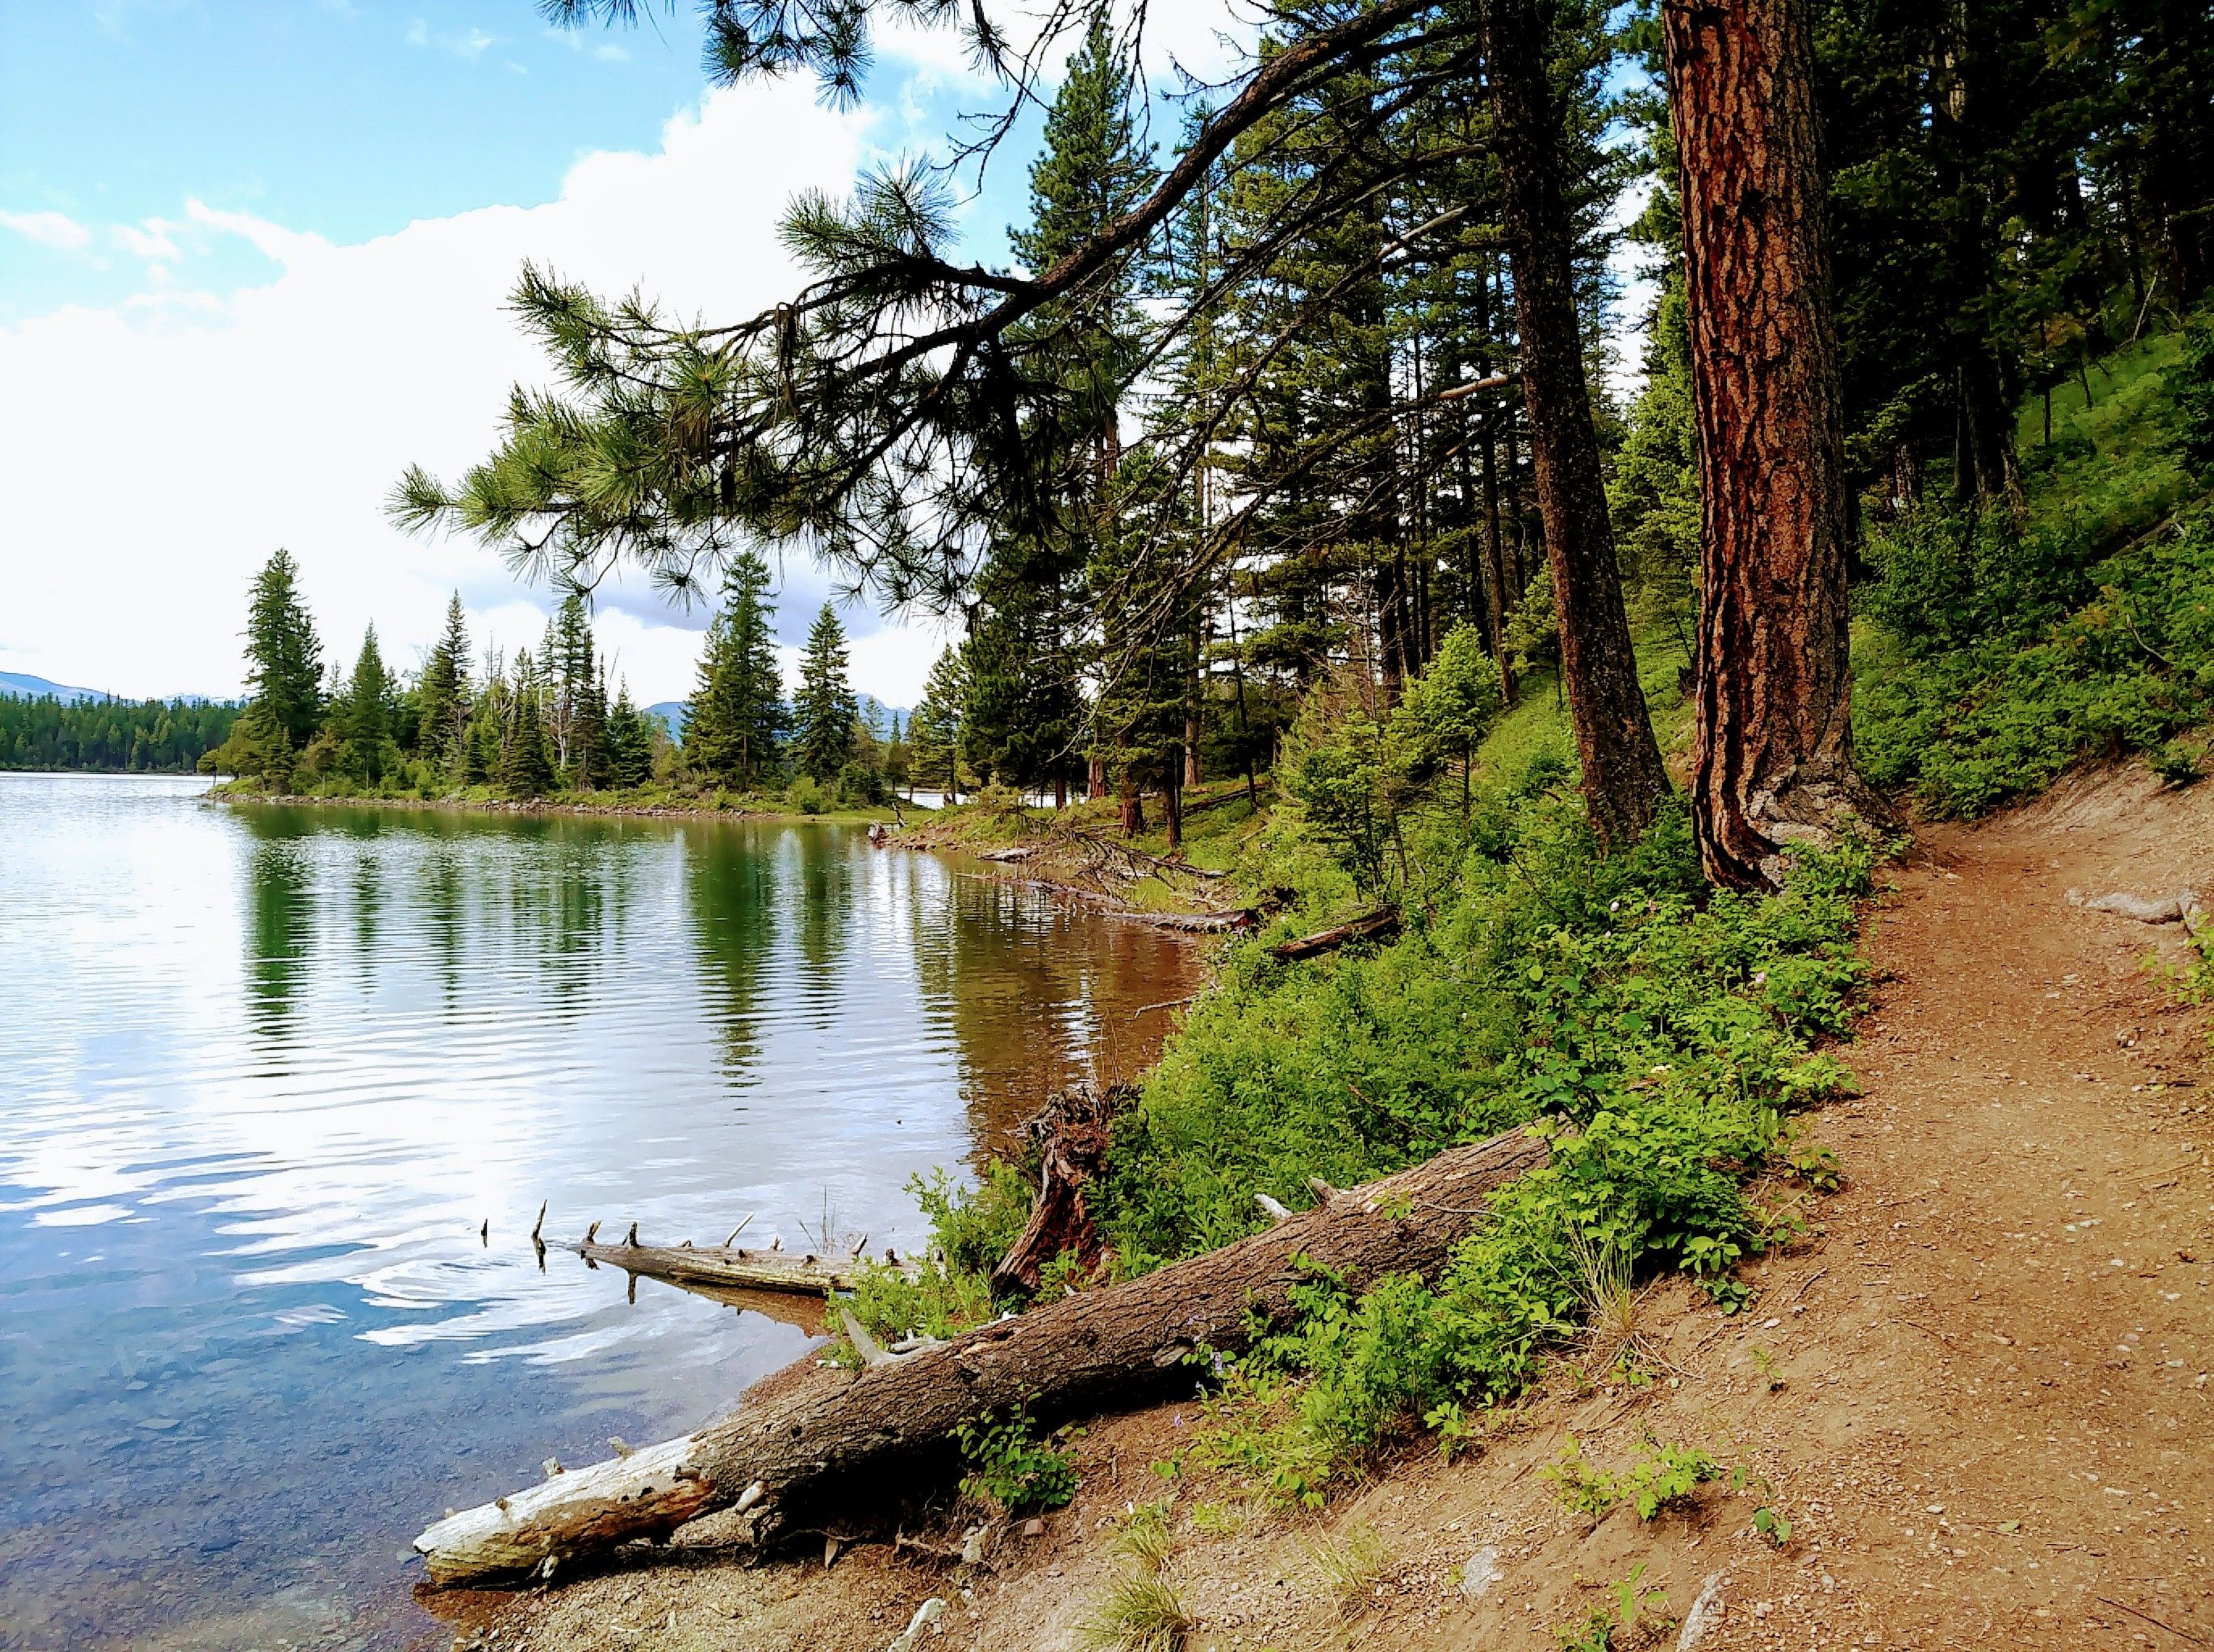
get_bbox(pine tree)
[461,665,504,787]
[239,548,323,784]
[499,648,555,798]
[337,625,395,786]
[604,680,656,788]
[548,590,606,788]
[417,593,471,767]
[959,11,1159,805]
[792,602,857,783]
[685,550,786,788]
[908,647,966,801]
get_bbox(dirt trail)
[448,765,2213,1652]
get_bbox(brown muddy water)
[0,775,1198,1649]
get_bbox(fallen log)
[414,1125,1550,1586]
[1268,906,1400,962]
[988,1084,1128,1299]
[569,1230,916,1299]
[1106,908,1256,933]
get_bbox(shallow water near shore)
[0,774,1196,1650]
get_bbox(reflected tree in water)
[243,832,317,1040]
[907,861,1199,1143]
[685,824,781,1080]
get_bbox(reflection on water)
[0,776,1196,1649]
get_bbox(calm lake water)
[0,775,1197,1650]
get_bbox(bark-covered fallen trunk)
[1268,906,1401,962]
[414,1125,1550,1587]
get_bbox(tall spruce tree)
[239,548,323,784]
[685,550,786,788]
[417,593,471,768]
[908,647,966,801]
[958,13,1157,806]
[603,680,656,788]
[337,625,395,785]
[792,603,857,783]
[499,648,555,798]
[547,590,607,788]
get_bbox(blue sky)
[0,2,1174,702]
[2,4,711,320]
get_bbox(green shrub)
[954,1404,1079,1513]
[1855,330,2212,819]
[841,1161,1035,1347]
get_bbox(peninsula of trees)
[212,548,912,810]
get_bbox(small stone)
[1022,1518,1044,1537]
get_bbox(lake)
[0,775,1198,1650]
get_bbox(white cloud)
[405,20,494,58]
[0,209,92,252]
[0,80,935,708]
[112,217,183,262]
[594,43,630,63]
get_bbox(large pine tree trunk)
[1665,0,1879,891]
[1483,0,1671,850]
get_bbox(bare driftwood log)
[989,1084,1129,1298]
[415,1126,1549,1586]
[569,1229,916,1299]
[1107,908,1256,933]
[1268,906,1401,962]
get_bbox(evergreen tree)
[959,12,1158,805]
[499,648,555,797]
[239,548,323,784]
[604,679,656,788]
[908,647,966,801]
[684,550,786,787]
[417,593,471,765]
[548,590,606,787]
[337,625,396,785]
[461,662,504,787]
[792,602,857,783]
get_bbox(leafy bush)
[841,1161,1035,1347]
[954,1404,1078,1514]
[2177,307,2214,477]
[786,773,827,813]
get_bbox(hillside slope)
[442,760,2211,1652]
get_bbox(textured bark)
[1268,906,1402,962]
[414,1126,1551,1586]
[1665,0,1882,890]
[1483,0,1671,850]
[989,1085,1127,1299]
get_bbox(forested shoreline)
[212,548,921,813]
[0,693,240,774]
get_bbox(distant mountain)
[0,671,106,704]
[642,699,910,742]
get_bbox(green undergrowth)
[1855,320,2214,816]
[1135,809,1868,1504]
[838,638,1872,1504]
